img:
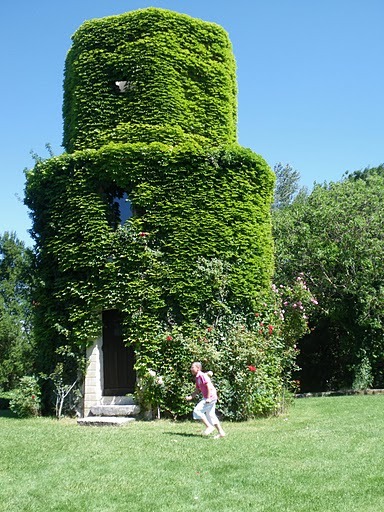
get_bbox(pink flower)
[268,325,274,335]
[247,365,257,372]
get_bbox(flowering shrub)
[9,376,41,418]
[133,275,317,420]
[211,320,286,420]
[134,325,211,419]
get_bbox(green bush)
[352,352,374,390]
[9,376,41,418]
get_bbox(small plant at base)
[43,345,86,419]
[352,353,373,390]
[136,368,166,419]
[9,375,41,418]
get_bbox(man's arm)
[186,388,199,401]
[205,377,215,402]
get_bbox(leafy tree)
[0,232,34,391]
[272,163,305,209]
[344,163,384,182]
[273,170,384,390]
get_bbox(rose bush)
[134,276,317,420]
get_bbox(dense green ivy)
[26,141,274,330]
[25,8,276,417]
[63,8,237,152]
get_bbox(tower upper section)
[63,8,238,152]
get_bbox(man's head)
[190,362,202,376]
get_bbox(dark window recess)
[100,186,133,228]
[100,184,145,229]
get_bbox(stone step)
[100,395,136,406]
[89,404,140,417]
[78,416,136,427]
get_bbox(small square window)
[114,80,135,93]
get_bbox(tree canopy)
[273,168,384,390]
[0,232,34,391]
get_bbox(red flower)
[139,231,149,237]
[166,335,173,341]
[31,395,36,400]
[268,325,274,335]
[247,365,256,372]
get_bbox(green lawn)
[1,394,384,512]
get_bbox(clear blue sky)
[1,0,383,246]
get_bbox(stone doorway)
[83,309,136,416]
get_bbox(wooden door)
[102,309,136,396]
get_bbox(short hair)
[191,362,202,370]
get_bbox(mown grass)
[1,394,384,512]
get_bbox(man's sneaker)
[202,426,215,436]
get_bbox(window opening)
[115,192,133,225]
[114,80,136,94]
[100,185,134,229]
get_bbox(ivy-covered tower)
[25,8,275,417]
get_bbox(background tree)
[272,163,305,209]
[273,168,384,391]
[0,232,34,391]
[344,163,384,182]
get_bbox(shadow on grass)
[0,409,16,418]
[163,431,205,438]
